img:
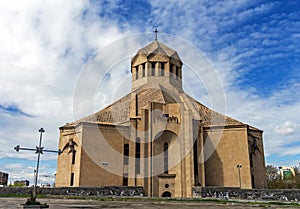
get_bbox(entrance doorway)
[161,191,171,197]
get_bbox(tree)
[266,165,300,189]
[266,165,279,181]
[293,166,300,188]
[266,165,281,189]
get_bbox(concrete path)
[0,197,292,209]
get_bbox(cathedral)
[56,39,267,197]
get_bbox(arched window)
[164,142,168,174]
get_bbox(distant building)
[0,171,9,186]
[14,180,29,187]
[279,166,295,180]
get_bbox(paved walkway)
[0,197,292,209]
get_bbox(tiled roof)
[191,99,244,127]
[68,94,131,126]
[65,86,247,128]
[137,41,182,62]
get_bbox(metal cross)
[154,28,158,41]
[14,128,61,201]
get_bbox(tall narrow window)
[249,153,253,167]
[160,62,165,76]
[124,144,129,165]
[70,173,74,186]
[135,138,141,174]
[176,66,179,79]
[123,174,128,186]
[251,174,255,188]
[135,94,138,116]
[135,66,139,79]
[151,62,155,76]
[72,151,76,165]
[164,142,168,174]
[142,63,145,77]
[193,139,198,183]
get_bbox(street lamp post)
[33,169,37,187]
[237,164,242,188]
[53,173,56,187]
[102,162,108,186]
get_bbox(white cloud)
[274,121,298,135]
[149,0,300,163]
[0,0,134,181]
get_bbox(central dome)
[136,41,182,62]
[131,40,183,91]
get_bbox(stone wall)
[2,186,300,202]
[193,187,300,202]
[0,186,143,197]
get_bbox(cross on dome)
[154,28,158,41]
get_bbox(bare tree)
[266,165,280,182]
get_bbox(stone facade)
[56,40,267,197]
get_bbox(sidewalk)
[0,197,281,209]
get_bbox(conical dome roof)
[136,41,182,62]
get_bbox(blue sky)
[0,0,299,185]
